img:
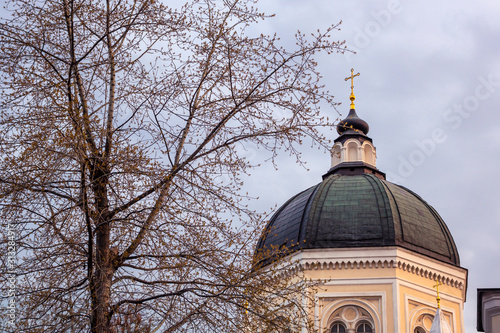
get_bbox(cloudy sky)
[242,0,500,331]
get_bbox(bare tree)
[0,0,344,331]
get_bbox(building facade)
[256,72,467,332]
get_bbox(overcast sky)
[242,1,500,331]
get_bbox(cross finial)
[433,279,442,308]
[344,68,360,109]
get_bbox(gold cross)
[344,68,360,108]
[345,68,360,92]
[433,279,442,308]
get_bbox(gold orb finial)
[344,68,360,109]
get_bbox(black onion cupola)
[336,108,369,135]
[255,69,460,269]
[336,69,369,136]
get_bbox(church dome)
[256,69,460,269]
[255,173,460,266]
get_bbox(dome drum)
[324,162,385,180]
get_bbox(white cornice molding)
[286,247,467,292]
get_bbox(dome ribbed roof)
[256,174,460,266]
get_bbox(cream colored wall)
[398,284,463,333]
[288,246,467,333]
[330,140,377,167]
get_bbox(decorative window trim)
[320,299,381,333]
[404,293,456,333]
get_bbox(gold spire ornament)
[345,68,360,109]
[433,279,442,308]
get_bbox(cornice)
[286,247,466,291]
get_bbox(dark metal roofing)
[256,174,460,266]
[336,108,369,135]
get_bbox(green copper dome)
[256,173,460,266]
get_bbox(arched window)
[356,322,373,332]
[347,141,358,161]
[414,327,426,333]
[331,322,346,333]
[331,145,342,166]
[363,144,375,165]
[327,305,376,333]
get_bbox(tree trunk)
[91,222,113,333]
[90,160,113,333]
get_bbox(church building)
[255,70,468,333]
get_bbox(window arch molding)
[321,299,381,333]
[355,320,374,332]
[414,326,426,333]
[331,321,347,332]
[408,306,436,333]
[342,138,361,147]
